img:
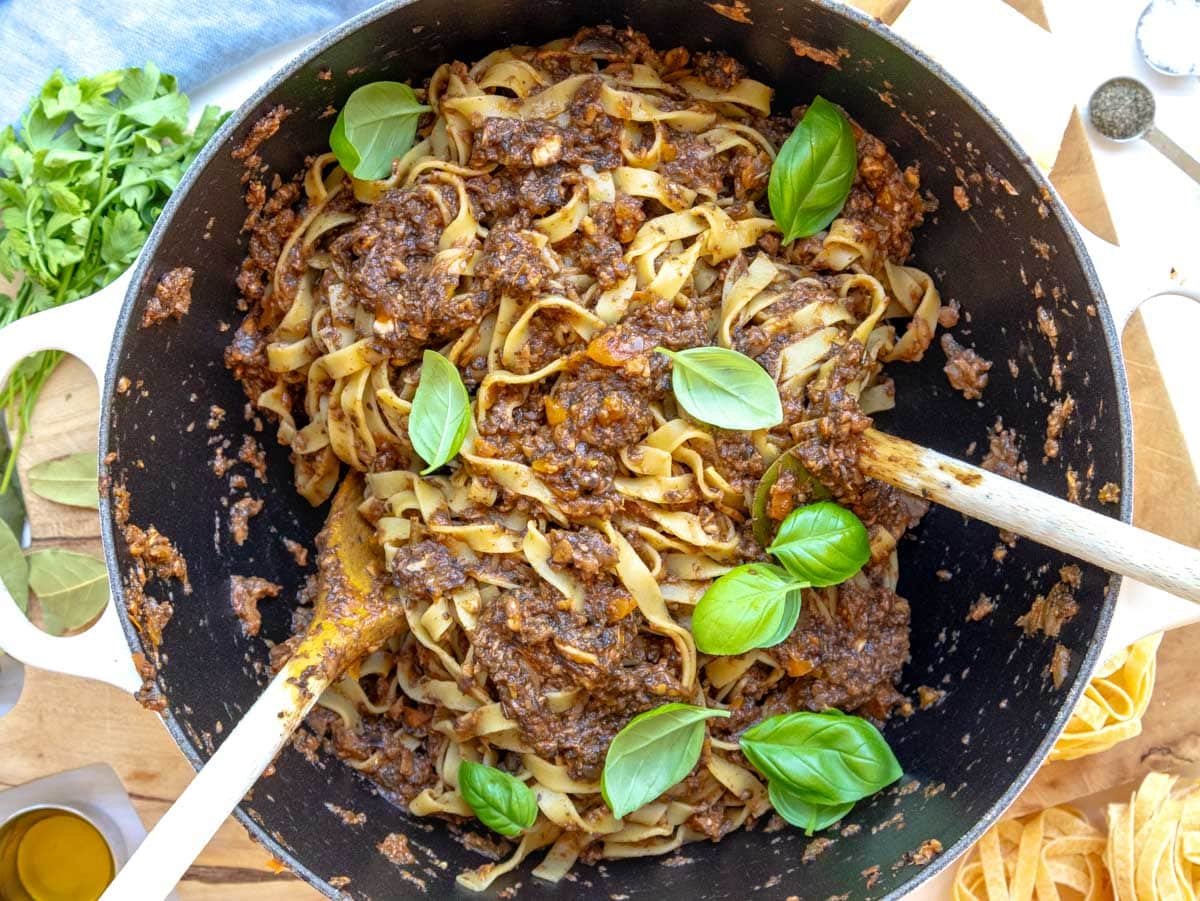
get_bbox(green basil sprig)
[692,564,804,656]
[768,96,857,243]
[768,781,854,835]
[330,81,430,181]
[657,346,782,431]
[740,710,901,809]
[602,703,730,819]
[767,501,870,587]
[408,350,471,474]
[457,760,538,837]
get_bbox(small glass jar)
[0,805,116,900]
[0,765,170,900]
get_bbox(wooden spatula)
[102,472,401,899]
[861,429,1200,603]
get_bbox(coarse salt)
[1138,0,1200,75]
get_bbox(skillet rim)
[96,1,1132,896]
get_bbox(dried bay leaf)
[0,433,27,537]
[0,485,26,540]
[0,521,28,614]
[27,550,108,634]
[27,452,99,509]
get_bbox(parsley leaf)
[0,65,228,492]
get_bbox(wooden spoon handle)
[860,429,1200,603]
[100,654,330,899]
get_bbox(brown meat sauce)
[473,578,684,781]
[111,481,191,709]
[141,267,194,328]
[230,575,282,637]
[940,333,992,400]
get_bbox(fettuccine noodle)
[954,630,1170,901]
[955,771,1200,901]
[1106,772,1200,900]
[1050,633,1161,762]
[953,806,1110,901]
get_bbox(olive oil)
[0,807,115,900]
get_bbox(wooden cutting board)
[1,4,1198,895]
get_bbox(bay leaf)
[0,483,27,539]
[0,521,28,614]
[27,550,109,634]
[0,432,28,537]
[27,452,99,509]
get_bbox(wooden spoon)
[860,429,1200,603]
[102,472,400,899]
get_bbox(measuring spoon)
[1136,0,1200,76]
[1088,76,1200,186]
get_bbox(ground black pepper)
[1088,77,1155,141]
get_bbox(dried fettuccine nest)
[1050,632,1162,762]
[952,805,1109,900]
[1105,772,1200,900]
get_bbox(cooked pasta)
[230,26,941,889]
[1050,633,1161,763]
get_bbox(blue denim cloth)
[0,0,378,124]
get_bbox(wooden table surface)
[1,2,1198,896]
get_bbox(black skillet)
[91,0,1129,897]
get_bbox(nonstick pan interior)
[99,1,1129,896]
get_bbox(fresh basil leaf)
[457,759,538,837]
[27,451,99,509]
[329,112,356,173]
[740,711,902,806]
[27,549,109,635]
[760,590,803,648]
[768,780,854,835]
[768,96,857,243]
[602,702,730,819]
[751,450,830,548]
[658,346,782,431]
[0,521,28,614]
[692,563,804,656]
[767,501,869,587]
[330,81,430,181]
[408,350,471,474]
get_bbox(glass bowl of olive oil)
[0,805,116,900]
[0,765,164,899]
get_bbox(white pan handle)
[1104,580,1197,660]
[0,271,142,694]
[1076,225,1200,330]
[1073,224,1200,658]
